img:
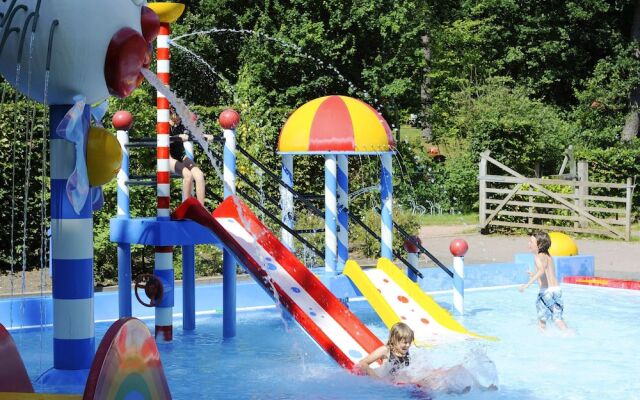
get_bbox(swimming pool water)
[10,285,640,399]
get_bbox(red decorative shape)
[397,295,409,303]
[112,110,134,131]
[140,6,161,43]
[563,275,640,290]
[143,43,153,69]
[449,238,469,257]
[309,96,355,151]
[0,324,34,393]
[421,318,429,324]
[219,109,240,129]
[104,28,148,98]
[403,236,421,253]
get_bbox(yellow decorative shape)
[341,96,391,152]
[147,3,186,23]
[343,260,398,329]
[278,97,325,152]
[87,127,122,186]
[548,232,579,256]
[344,258,496,348]
[278,95,393,153]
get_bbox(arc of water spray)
[171,28,376,103]
[167,39,235,100]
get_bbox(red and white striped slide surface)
[173,196,383,370]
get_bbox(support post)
[115,111,132,318]
[220,109,240,338]
[49,104,94,372]
[324,155,338,273]
[281,154,295,251]
[155,21,174,342]
[336,155,349,272]
[182,245,196,330]
[576,161,589,229]
[380,153,393,260]
[625,177,633,241]
[403,236,421,282]
[479,151,489,229]
[450,239,468,315]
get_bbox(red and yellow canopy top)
[278,95,395,154]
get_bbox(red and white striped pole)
[154,21,174,342]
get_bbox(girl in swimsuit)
[357,323,497,394]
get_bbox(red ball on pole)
[403,236,421,254]
[449,239,468,257]
[112,110,133,131]
[219,109,240,129]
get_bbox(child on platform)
[519,232,569,330]
[169,108,212,205]
[357,322,498,395]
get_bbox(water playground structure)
[1,1,637,399]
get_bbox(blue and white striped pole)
[181,128,196,330]
[114,111,132,318]
[324,155,338,274]
[220,109,240,338]
[336,155,349,272]
[450,239,468,315]
[281,154,294,251]
[50,104,94,371]
[380,153,394,260]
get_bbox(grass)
[415,212,478,226]
[399,125,422,143]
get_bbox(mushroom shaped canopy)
[278,95,395,154]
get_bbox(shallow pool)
[10,285,640,399]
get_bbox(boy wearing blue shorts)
[519,232,569,330]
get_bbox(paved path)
[416,226,640,280]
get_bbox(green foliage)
[0,84,49,272]
[2,0,640,284]
[441,78,574,175]
[572,44,640,147]
[575,143,640,218]
[350,207,420,258]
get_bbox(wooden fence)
[479,150,636,240]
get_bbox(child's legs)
[188,163,206,205]
[171,157,194,200]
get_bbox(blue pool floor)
[8,285,640,400]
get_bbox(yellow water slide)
[343,258,497,346]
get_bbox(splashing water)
[168,40,236,100]
[171,28,376,104]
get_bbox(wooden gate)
[479,150,635,240]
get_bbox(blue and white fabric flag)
[91,100,109,128]
[56,95,89,215]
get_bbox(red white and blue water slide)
[174,196,383,370]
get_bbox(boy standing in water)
[519,232,569,330]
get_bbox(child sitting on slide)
[357,322,498,395]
